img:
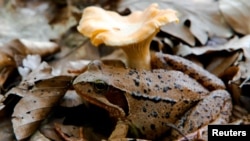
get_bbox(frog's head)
[73,60,128,118]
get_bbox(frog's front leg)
[107,120,151,141]
[108,120,129,140]
[151,52,226,91]
[170,90,232,140]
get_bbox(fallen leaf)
[17,62,54,91]
[220,66,240,83]
[228,79,242,105]
[219,0,250,35]
[206,51,240,77]
[0,40,27,91]
[19,39,60,57]
[176,35,250,81]
[50,40,99,76]
[174,36,238,56]
[118,0,233,46]
[0,39,60,92]
[29,130,51,141]
[4,61,73,140]
[10,75,72,140]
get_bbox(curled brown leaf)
[5,62,73,140]
[10,75,72,140]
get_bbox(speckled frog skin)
[73,53,232,140]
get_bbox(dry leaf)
[0,40,27,91]
[29,130,51,141]
[174,36,238,56]
[220,66,240,83]
[19,39,60,57]
[0,39,60,92]
[50,40,100,76]
[4,62,73,140]
[206,51,240,77]
[10,75,72,140]
[228,79,242,105]
[118,0,233,46]
[17,62,54,91]
[219,0,250,35]
[176,35,250,81]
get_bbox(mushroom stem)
[122,33,156,70]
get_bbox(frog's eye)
[94,80,108,92]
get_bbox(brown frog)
[73,53,232,140]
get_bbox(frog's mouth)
[74,83,129,118]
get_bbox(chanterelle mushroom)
[77,3,179,70]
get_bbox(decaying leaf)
[219,0,250,35]
[206,51,240,77]
[16,62,54,91]
[0,39,60,92]
[4,61,73,140]
[50,40,100,76]
[29,130,51,141]
[19,39,60,57]
[175,36,238,56]
[118,0,233,46]
[176,35,250,80]
[0,40,25,92]
[10,75,72,140]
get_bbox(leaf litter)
[0,0,250,140]
[118,0,233,46]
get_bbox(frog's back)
[81,61,209,103]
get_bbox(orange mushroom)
[77,3,179,70]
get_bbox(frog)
[73,52,232,140]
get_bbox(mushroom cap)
[77,3,179,46]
